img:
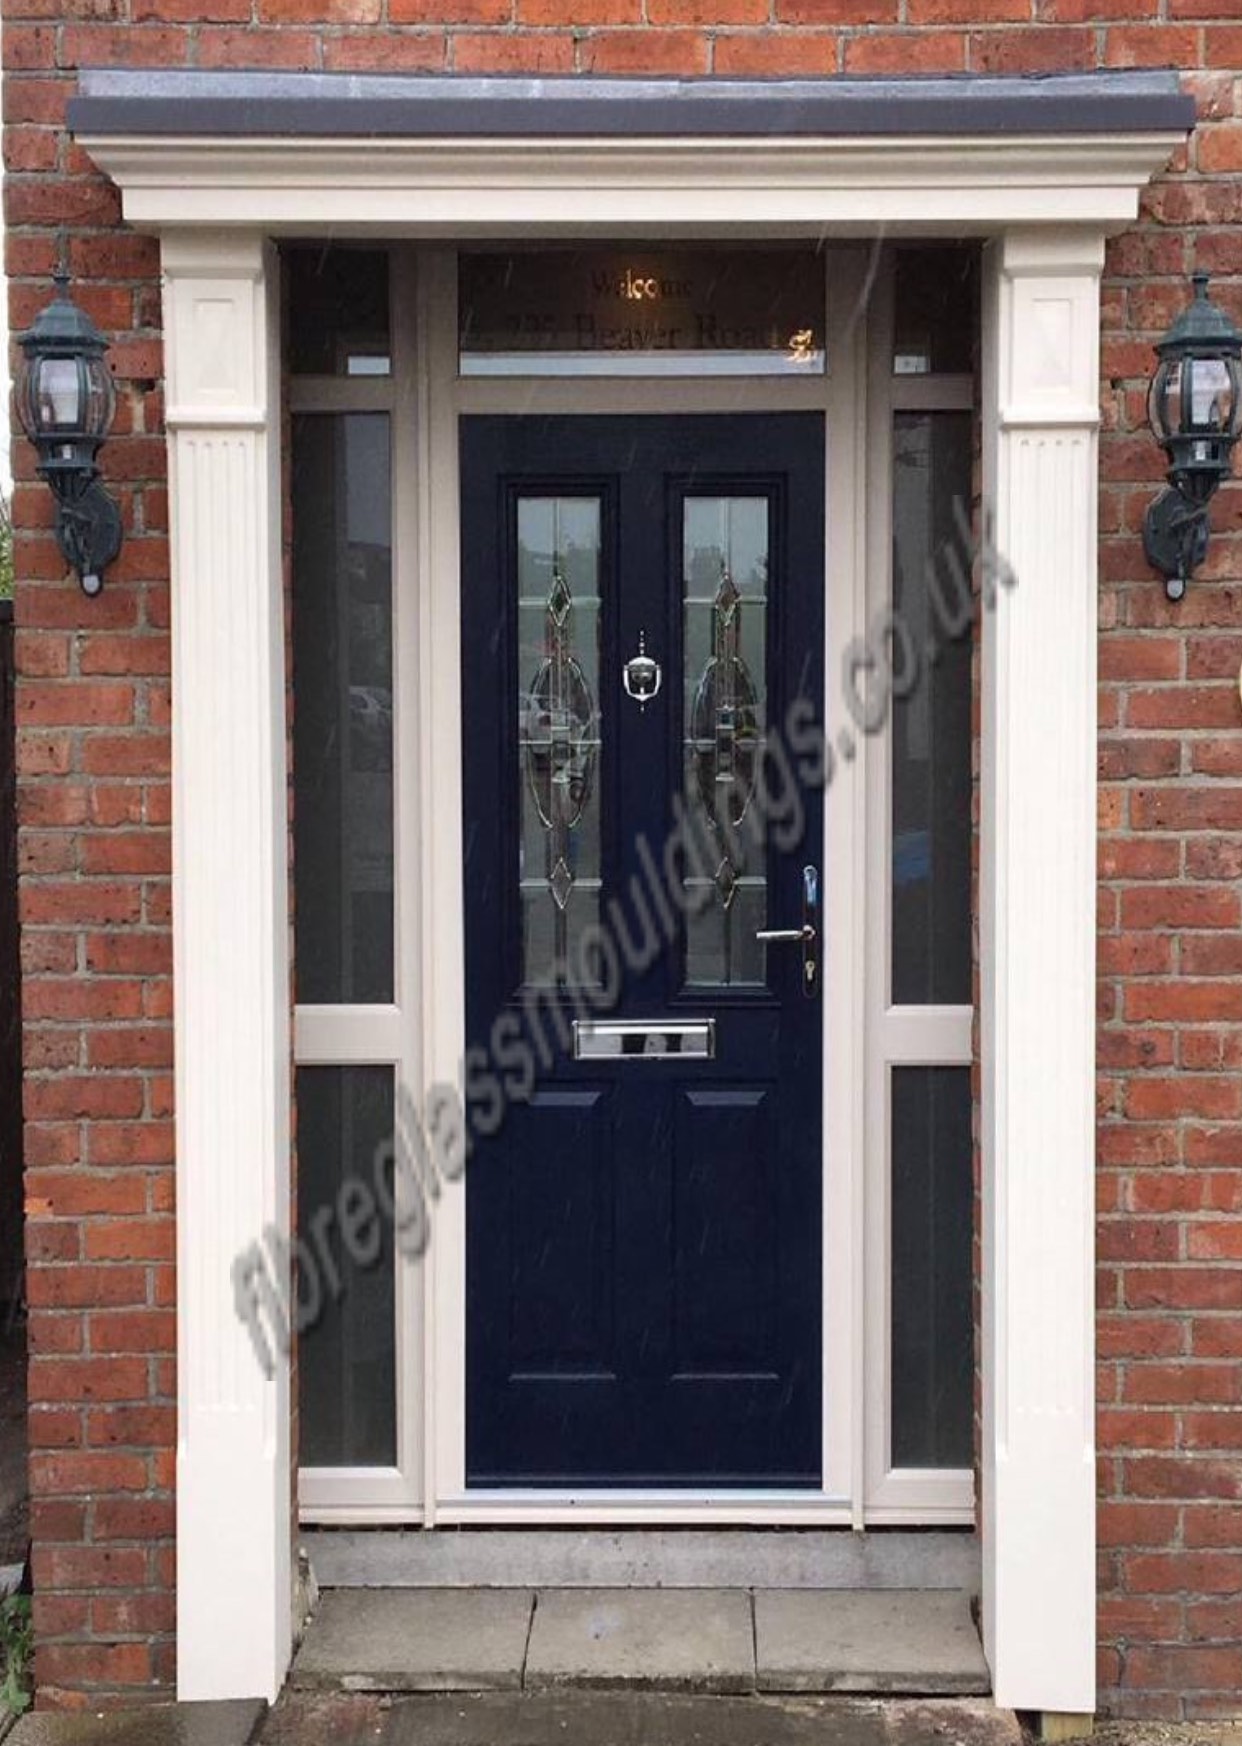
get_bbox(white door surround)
[80,91,1184,1717]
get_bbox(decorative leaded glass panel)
[682,497,769,987]
[517,497,602,987]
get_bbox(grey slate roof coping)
[68,68,1194,141]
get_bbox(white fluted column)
[980,228,1102,1718]
[163,232,291,1702]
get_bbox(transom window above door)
[458,248,826,377]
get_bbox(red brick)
[579,29,710,72]
[29,1358,149,1405]
[29,1451,149,1496]
[775,0,890,17]
[1119,888,1240,932]
[1126,1645,1242,1688]
[1098,1502,1181,1547]
[26,1266,147,1310]
[451,30,573,69]
[1126,684,1241,729]
[969,24,1094,70]
[92,1498,176,1540]
[1104,24,1201,66]
[1124,1364,1242,1406]
[89,1311,176,1354]
[841,26,965,68]
[1126,984,1242,1024]
[1126,1551,1242,1594]
[324,31,447,67]
[714,30,839,71]
[84,1218,174,1261]
[92,1591,176,1635]
[1038,0,1154,15]
[26,1173,148,1218]
[36,1643,152,1687]
[1199,125,1242,175]
[87,1405,177,1448]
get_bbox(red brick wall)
[1097,185,1242,1714]
[3,0,1241,1718]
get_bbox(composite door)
[461,414,825,1487]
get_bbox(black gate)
[0,601,22,1310]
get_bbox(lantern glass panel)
[39,358,82,431]
[82,355,116,440]
[1187,356,1235,434]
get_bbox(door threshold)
[302,1527,980,1591]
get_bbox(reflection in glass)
[893,246,978,377]
[891,412,972,1007]
[286,247,391,377]
[460,249,826,378]
[683,498,769,987]
[890,1066,973,1469]
[298,1066,397,1467]
[292,414,394,1004]
[518,498,602,987]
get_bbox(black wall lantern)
[1145,273,1241,602]
[16,271,123,599]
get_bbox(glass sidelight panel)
[298,1066,397,1468]
[891,411,973,1007]
[517,496,603,988]
[683,497,769,988]
[890,1065,973,1469]
[292,413,394,1004]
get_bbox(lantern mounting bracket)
[48,474,124,600]
[1143,483,1211,604]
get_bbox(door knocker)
[623,631,662,712]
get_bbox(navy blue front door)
[461,414,825,1486]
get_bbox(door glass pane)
[891,411,972,1006]
[518,497,602,988]
[683,496,768,988]
[298,1066,396,1468]
[292,414,394,1004]
[891,1065,973,1470]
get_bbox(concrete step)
[291,1587,990,1698]
[303,1529,980,1591]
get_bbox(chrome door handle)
[755,865,820,999]
[755,924,816,945]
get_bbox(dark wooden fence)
[0,602,22,1312]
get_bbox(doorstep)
[263,1691,1022,1746]
[290,1588,990,1697]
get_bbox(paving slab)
[7,1702,264,1746]
[291,1588,534,1692]
[260,1690,1022,1746]
[754,1590,989,1695]
[524,1589,754,1692]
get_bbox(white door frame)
[417,244,868,1527]
[85,123,1183,1712]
